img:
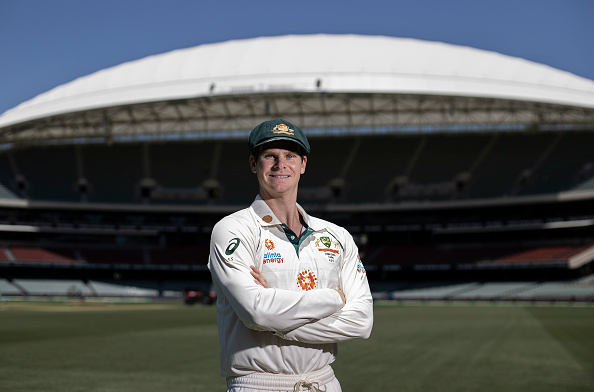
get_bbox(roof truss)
[2,93,593,146]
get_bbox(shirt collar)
[250,195,325,231]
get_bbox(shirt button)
[290,235,295,239]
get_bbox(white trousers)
[226,365,342,392]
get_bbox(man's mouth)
[271,175,289,178]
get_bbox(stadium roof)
[1,34,593,144]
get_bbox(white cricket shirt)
[208,196,373,377]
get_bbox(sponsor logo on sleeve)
[356,253,366,277]
[225,238,241,255]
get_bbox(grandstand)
[0,35,593,302]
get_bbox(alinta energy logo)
[297,269,317,291]
[263,240,283,264]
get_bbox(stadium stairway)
[0,182,19,199]
[573,175,594,191]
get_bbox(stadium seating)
[149,142,214,189]
[433,247,514,265]
[1,131,593,205]
[513,281,594,301]
[0,278,23,295]
[215,141,259,204]
[0,247,11,261]
[1,131,593,302]
[346,135,419,202]
[386,280,594,302]
[450,282,538,299]
[11,279,93,296]
[0,182,18,199]
[464,133,553,198]
[82,144,145,203]
[0,154,21,199]
[87,280,159,297]
[2,240,592,272]
[493,244,593,264]
[388,282,481,299]
[368,245,443,266]
[360,243,594,269]
[11,146,80,201]
[149,246,210,265]
[300,137,357,200]
[10,247,77,263]
[518,132,594,195]
[79,248,146,265]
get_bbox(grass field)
[1,300,593,392]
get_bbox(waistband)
[227,365,335,391]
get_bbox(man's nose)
[273,157,286,168]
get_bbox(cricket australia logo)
[297,269,317,291]
[315,235,340,262]
[272,123,295,135]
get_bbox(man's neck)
[260,193,303,235]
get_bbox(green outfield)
[0,300,592,392]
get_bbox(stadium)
[1,34,594,303]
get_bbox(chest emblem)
[297,269,317,291]
[315,236,340,262]
[265,239,275,250]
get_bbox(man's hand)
[250,265,268,288]
[335,289,346,308]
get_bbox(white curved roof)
[1,34,594,128]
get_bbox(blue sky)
[0,0,592,115]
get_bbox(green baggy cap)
[248,119,310,156]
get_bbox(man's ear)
[249,155,257,173]
[300,155,307,175]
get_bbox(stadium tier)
[1,241,592,272]
[9,247,77,263]
[1,131,594,205]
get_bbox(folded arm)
[208,217,344,333]
[273,229,374,344]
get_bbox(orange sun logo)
[265,239,275,250]
[297,269,317,291]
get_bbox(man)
[208,119,373,392]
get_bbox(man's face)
[249,141,307,199]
